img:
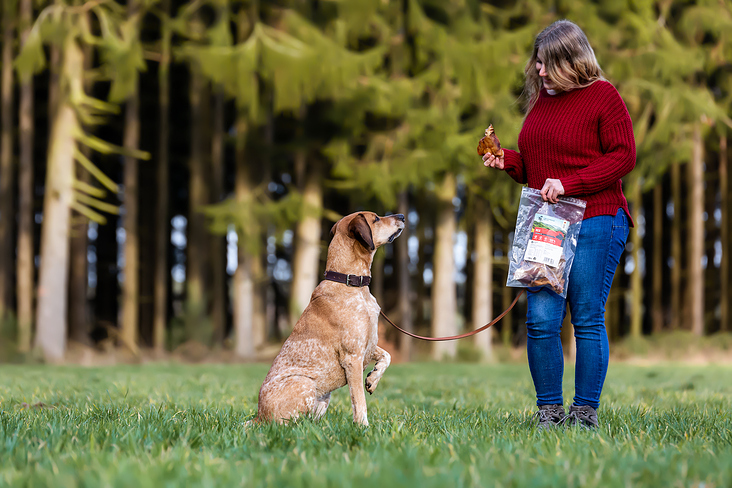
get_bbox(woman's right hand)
[483,152,505,170]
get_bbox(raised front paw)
[365,369,381,394]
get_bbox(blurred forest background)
[1,0,731,364]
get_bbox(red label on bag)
[524,214,569,267]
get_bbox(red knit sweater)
[503,80,636,225]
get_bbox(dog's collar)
[323,270,371,287]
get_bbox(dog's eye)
[374,217,380,223]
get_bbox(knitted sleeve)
[559,85,636,196]
[502,149,527,184]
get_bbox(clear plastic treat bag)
[506,187,587,297]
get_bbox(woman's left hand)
[541,178,565,203]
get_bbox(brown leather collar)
[323,270,371,287]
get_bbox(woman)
[483,20,635,428]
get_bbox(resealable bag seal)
[506,187,587,298]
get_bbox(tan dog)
[254,211,405,426]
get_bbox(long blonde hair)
[523,20,604,114]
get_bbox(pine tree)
[120,0,144,353]
[16,0,33,353]
[0,0,16,323]
[153,0,172,354]
[16,1,149,360]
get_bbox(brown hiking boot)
[565,404,599,429]
[532,404,566,430]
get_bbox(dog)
[253,211,405,426]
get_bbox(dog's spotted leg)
[342,354,369,426]
[365,346,391,394]
[312,392,331,420]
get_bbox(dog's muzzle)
[388,228,404,243]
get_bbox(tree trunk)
[0,0,15,320]
[186,67,210,343]
[502,231,513,347]
[256,106,274,347]
[472,198,494,362]
[232,110,255,359]
[68,213,89,343]
[721,135,729,332]
[120,82,141,353]
[688,124,704,335]
[629,178,643,338]
[431,172,457,360]
[289,152,323,328]
[35,38,83,362]
[153,0,171,353]
[16,0,34,353]
[395,191,413,360]
[67,38,94,345]
[651,183,664,333]
[210,89,226,346]
[670,162,682,330]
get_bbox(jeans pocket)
[611,209,630,249]
[613,209,628,229]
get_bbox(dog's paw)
[365,371,381,394]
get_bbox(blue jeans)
[525,209,629,410]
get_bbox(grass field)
[1,362,730,487]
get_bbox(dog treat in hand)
[477,124,504,157]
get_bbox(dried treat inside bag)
[506,188,586,297]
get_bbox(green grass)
[1,362,730,487]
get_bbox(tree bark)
[120,81,141,353]
[472,197,494,362]
[231,7,258,359]
[721,135,729,332]
[35,38,83,362]
[67,38,94,345]
[210,89,226,346]
[289,147,323,329]
[186,67,210,342]
[395,191,413,360]
[68,211,90,343]
[629,178,643,338]
[431,173,457,360]
[502,231,513,347]
[670,162,682,330]
[232,112,255,359]
[651,183,664,333]
[0,0,15,320]
[153,0,171,353]
[16,0,34,353]
[688,124,704,335]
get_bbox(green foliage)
[97,13,147,103]
[0,364,731,487]
[176,7,384,120]
[13,0,152,227]
[202,188,304,255]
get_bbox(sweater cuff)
[502,149,526,184]
[560,174,583,196]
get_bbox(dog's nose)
[393,214,405,222]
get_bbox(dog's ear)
[348,213,375,251]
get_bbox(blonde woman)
[483,20,635,429]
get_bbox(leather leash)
[323,270,526,342]
[379,289,526,342]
